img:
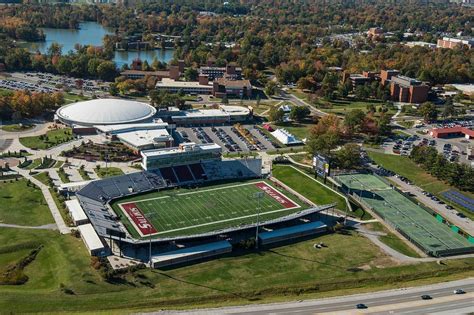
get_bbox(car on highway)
[421,295,432,300]
[453,289,465,294]
[356,303,368,309]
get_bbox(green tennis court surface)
[336,173,474,256]
[113,180,310,238]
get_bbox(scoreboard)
[312,154,330,178]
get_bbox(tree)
[418,101,438,122]
[335,143,361,169]
[96,61,117,81]
[442,98,456,119]
[344,109,365,134]
[268,107,285,123]
[306,131,340,156]
[184,68,199,81]
[289,106,310,122]
[265,81,278,96]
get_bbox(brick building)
[390,75,429,103]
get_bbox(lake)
[24,22,174,67]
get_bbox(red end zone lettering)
[255,182,298,209]
[121,202,157,235]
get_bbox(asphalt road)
[155,278,474,315]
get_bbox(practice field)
[336,173,474,256]
[113,181,310,238]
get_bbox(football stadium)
[73,149,335,267]
[335,173,474,257]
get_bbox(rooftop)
[141,142,221,158]
[156,78,212,89]
[117,129,173,148]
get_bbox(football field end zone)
[117,181,303,238]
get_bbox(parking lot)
[381,133,472,165]
[1,72,109,96]
[176,124,279,153]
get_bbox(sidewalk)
[14,167,70,234]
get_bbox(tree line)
[410,145,474,192]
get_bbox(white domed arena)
[56,99,157,126]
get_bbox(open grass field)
[271,165,346,211]
[367,151,474,220]
[365,222,421,258]
[0,179,53,226]
[112,180,310,238]
[0,227,472,313]
[273,121,314,140]
[19,128,74,150]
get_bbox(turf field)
[113,180,310,238]
[336,173,474,256]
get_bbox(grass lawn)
[57,168,70,183]
[95,167,124,178]
[1,124,35,132]
[25,158,41,170]
[53,160,64,168]
[19,128,74,150]
[365,223,421,258]
[63,92,90,104]
[367,151,474,220]
[33,172,51,186]
[272,165,346,211]
[0,227,472,313]
[0,179,53,226]
[78,168,92,180]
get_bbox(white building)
[271,129,303,145]
[65,199,89,226]
[141,142,222,170]
[155,78,213,94]
[157,105,251,126]
[78,224,107,256]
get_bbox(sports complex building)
[69,144,335,268]
[335,173,474,257]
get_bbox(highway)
[155,278,474,315]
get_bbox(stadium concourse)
[73,156,336,268]
[335,173,474,257]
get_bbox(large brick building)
[389,76,429,104]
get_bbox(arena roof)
[56,99,157,126]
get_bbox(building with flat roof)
[430,126,474,139]
[155,78,213,95]
[78,223,107,256]
[213,78,252,98]
[65,199,89,226]
[120,70,171,80]
[380,69,400,86]
[390,75,429,103]
[158,105,251,126]
[116,128,174,153]
[437,37,473,49]
[141,142,222,170]
[199,63,242,80]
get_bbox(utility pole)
[254,191,264,250]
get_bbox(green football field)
[113,180,311,238]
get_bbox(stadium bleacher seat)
[188,163,207,180]
[159,167,178,184]
[173,165,194,182]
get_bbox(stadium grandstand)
[72,152,335,267]
[335,173,474,257]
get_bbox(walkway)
[14,167,70,234]
[0,223,57,230]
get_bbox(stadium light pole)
[254,191,265,250]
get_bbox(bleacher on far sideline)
[151,241,232,268]
[258,221,327,246]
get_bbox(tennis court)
[336,173,474,256]
[113,180,309,238]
